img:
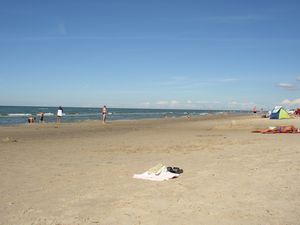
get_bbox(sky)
[0,0,300,110]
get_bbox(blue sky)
[0,0,299,110]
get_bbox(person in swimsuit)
[101,105,108,124]
[253,125,299,134]
[28,116,35,123]
[40,112,45,123]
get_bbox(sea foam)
[8,113,32,117]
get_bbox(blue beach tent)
[270,106,290,119]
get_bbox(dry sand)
[0,114,300,225]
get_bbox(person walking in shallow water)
[57,106,63,123]
[101,105,108,123]
[39,112,45,123]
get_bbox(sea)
[0,106,247,126]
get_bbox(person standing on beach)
[40,112,45,123]
[101,105,108,123]
[57,106,63,123]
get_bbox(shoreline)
[0,111,250,128]
[0,105,251,127]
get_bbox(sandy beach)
[0,114,300,225]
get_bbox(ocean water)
[0,106,245,126]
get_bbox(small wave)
[8,113,32,117]
[36,112,54,116]
[199,113,209,116]
[68,112,79,115]
[113,112,163,115]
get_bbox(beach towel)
[133,163,180,181]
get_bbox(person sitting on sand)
[252,125,300,134]
[28,116,35,123]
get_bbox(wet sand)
[1,114,300,225]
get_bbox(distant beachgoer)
[40,112,45,123]
[28,116,35,123]
[101,105,108,123]
[252,106,257,114]
[57,106,63,123]
[252,125,300,134]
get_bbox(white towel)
[133,170,179,181]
